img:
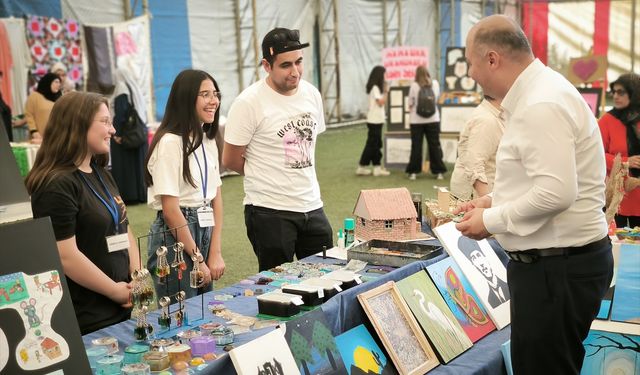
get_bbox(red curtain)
[522,1,549,65]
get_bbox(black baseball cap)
[261,27,310,60]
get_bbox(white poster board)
[440,105,477,133]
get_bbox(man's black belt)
[506,236,610,264]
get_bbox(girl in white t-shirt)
[356,65,390,176]
[145,69,225,301]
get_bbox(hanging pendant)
[190,250,204,288]
[155,246,170,281]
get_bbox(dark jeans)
[614,214,640,228]
[508,240,613,375]
[244,205,333,271]
[406,122,447,174]
[359,123,383,166]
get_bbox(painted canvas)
[358,282,439,375]
[581,330,640,374]
[229,328,301,375]
[335,324,395,375]
[426,257,496,342]
[610,244,640,324]
[396,271,472,363]
[0,218,91,374]
[283,309,347,375]
[433,222,510,329]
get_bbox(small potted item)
[256,292,304,317]
[149,338,174,352]
[166,343,192,364]
[176,329,201,344]
[199,322,222,336]
[123,344,150,365]
[281,284,324,306]
[121,362,151,375]
[95,354,123,375]
[143,350,170,372]
[189,336,217,356]
[91,336,119,354]
[85,346,108,369]
[210,326,234,346]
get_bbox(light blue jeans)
[147,207,212,303]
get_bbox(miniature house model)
[353,187,419,241]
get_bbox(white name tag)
[197,206,215,228]
[106,233,129,253]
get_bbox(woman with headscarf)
[25,72,62,143]
[598,73,640,228]
[110,68,148,203]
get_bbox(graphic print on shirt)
[278,112,316,169]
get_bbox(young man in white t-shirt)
[222,27,333,271]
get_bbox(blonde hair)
[415,65,432,88]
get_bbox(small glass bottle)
[344,218,355,247]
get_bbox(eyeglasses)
[96,118,113,127]
[611,89,628,97]
[197,91,221,102]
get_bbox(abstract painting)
[610,244,640,324]
[433,222,510,329]
[229,328,300,375]
[426,257,496,342]
[335,325,395,375]
[358,282,439,375]
[396,270,473,363]
[581,330,640,374]
[283,309,346,375]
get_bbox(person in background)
[26,92,140,334]
[110,68,148,204]
[356,65,390,176]
[598,72,640,228]
[450,96,504,199]
[25,72,62,143]
[145,69,225,301]
[223,27,333,271]
[405,65,446,180]
[0,70,12,141]
[50,62,75,94]
[456,15,612,375]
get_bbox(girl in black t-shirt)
[26,92,140,334]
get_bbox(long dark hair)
[608,73,640,177]
[145,69,221,188]
[26,92,109,193]
[415,65,432,88]
[366,65,386,94]
[36,73,62,102]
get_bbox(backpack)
[416,85,436,118]
[119,84,147,149]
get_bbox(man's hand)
[455,208,490,240]
[453,194,492,215]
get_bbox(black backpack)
[416,85,436,118]
[119,83,147,149]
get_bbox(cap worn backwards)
[261,27,310,60]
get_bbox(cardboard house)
[353,187,420,241]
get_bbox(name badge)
[197,206,214,228]
[106,233,129,253]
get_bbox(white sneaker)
[408,173,417,180]
[436,173,444,180]
[373,166,391,176]
[356,166,372,176]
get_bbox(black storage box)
[282,284,324,306]
[256,292,303,317]
[348,239,443,267]
[300,278,343,302]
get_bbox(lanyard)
[193,143,208,203]
[79,166,120,231]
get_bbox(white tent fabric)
[2,17,30,115]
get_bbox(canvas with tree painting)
[335,324,395,375]
[358,281,439,375]
[433,222,510,329]
[283,309,346,375]
[425,257,496,342]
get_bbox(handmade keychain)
[175,291,186,327]
[131,269,154,318]
[155,246,170,282]
[190,250,205,288]
[171,242,187,280]
[157,296,171,330]
[134,305,154,341]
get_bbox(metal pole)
[450,0,455,47]
[124,0,132,20]
[233,0,244,91]
[333,0,342,121]
[251,0,260,82]
[396,0,402,46]
[382,0,387,48]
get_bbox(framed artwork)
[610,244,640,324]
[283,309,347,375]
[425,257,496,343]
[386,86,410,131]
[229,328,301,375]
[443,47,476,92]
[335,324,393,375]
[396,271,473,363]
[383,132,411,169]
[0,218,91,374]
[567,55,607,85]
[576,87,603,118]
[433,222,510,329]
[581,330,640,374]
[357,281,439,375]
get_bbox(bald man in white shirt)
[455,15,613,375]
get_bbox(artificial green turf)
[126,124,453,289]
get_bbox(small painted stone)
[190,357,205,366]
[172,361,189,371]
[243,289,254,296]
[202,352,217,361]
[223,344,233,352]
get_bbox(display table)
[83,239,511,374]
